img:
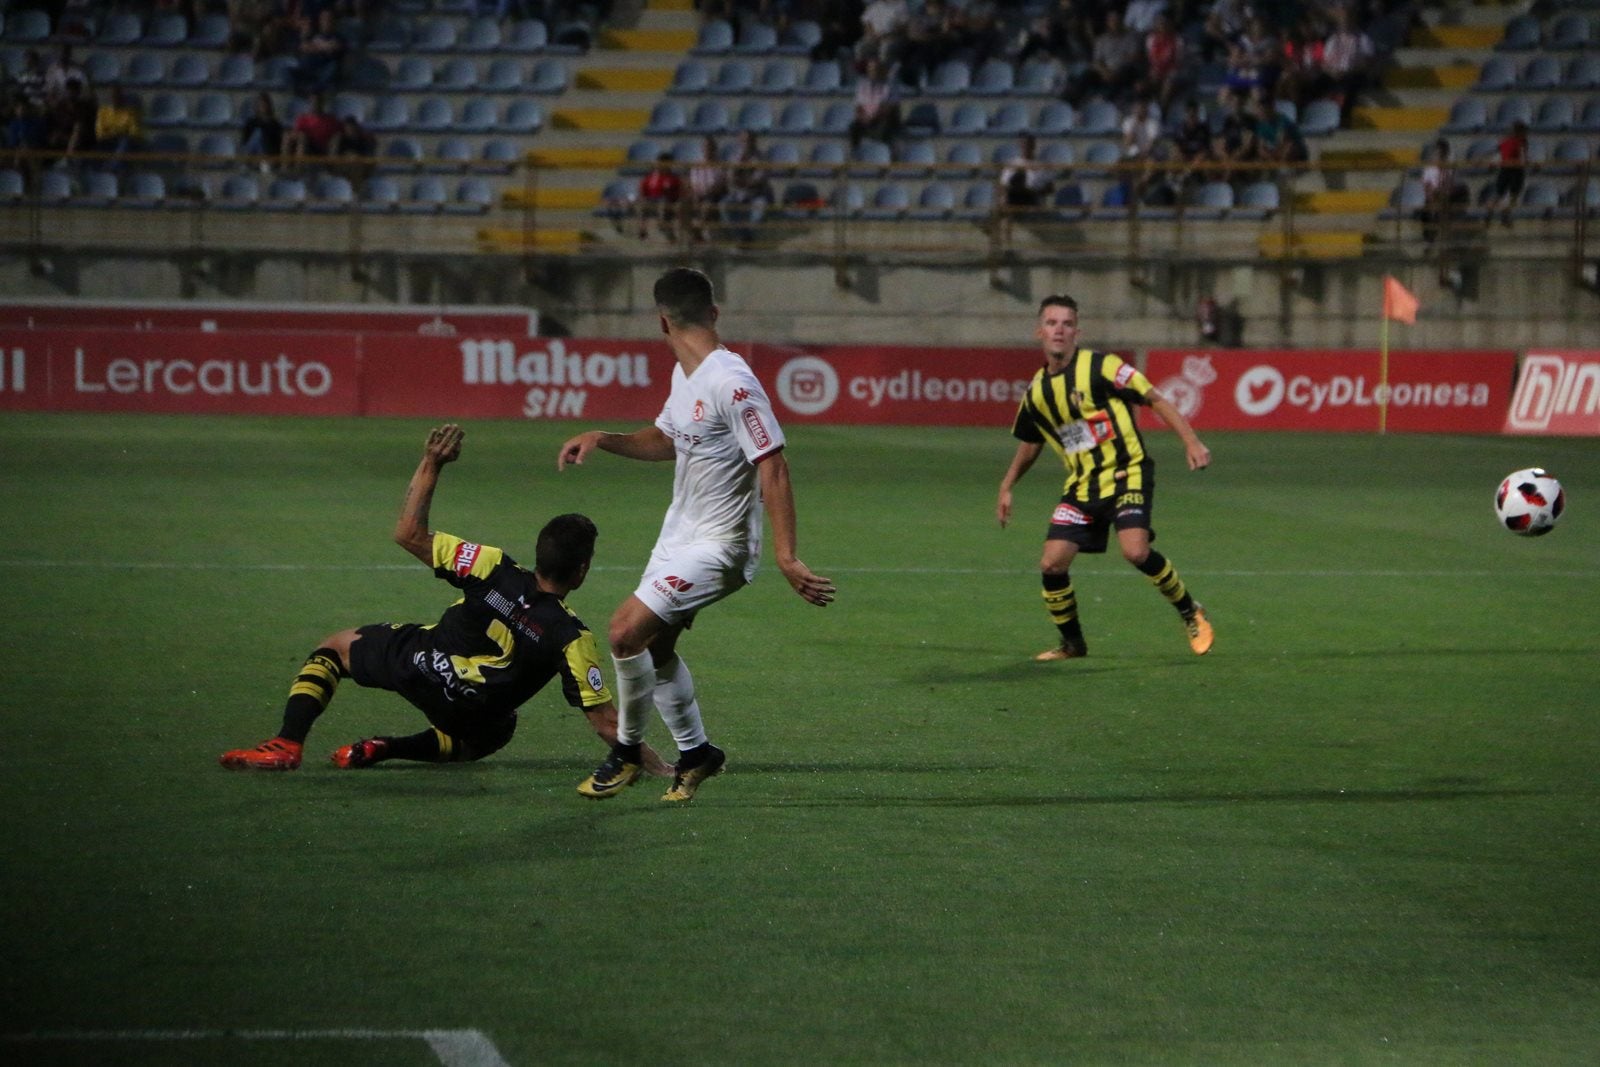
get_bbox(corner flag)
[1383,275,1419,325]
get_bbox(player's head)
[1036,295,1080,360]
[654,267,718,332]
[535,513,598,588]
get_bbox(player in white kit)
[557,268,836,802]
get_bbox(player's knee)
[1121,543,1150,566]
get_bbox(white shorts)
[633,540,751,626]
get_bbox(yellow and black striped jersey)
[1011,348,1157,503]
[425,532,612,712]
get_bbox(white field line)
[2,1028,510,1067]
[1,560,1595,579]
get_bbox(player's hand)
[557,431,602,471]
[426,424,464,465]
[1185,439,1211,471]
[779,557,836,607]
[641,743,675,779]
[997,488,1013,528]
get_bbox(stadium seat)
[903,101,941,137]
[499,99,545,134]
[823,182,867,219]
[1235,180,1281,219]
[693,19,735,55]
[1566,54,1600,89]
[1036,102,1074,137]
[776,100,815,135]
[1577,98,1600,132]
[735,99,775,134]
[457,99,496,134]
[144,93,188,128]
[734,22,779,55]
[401,175,447,214]
[190,13,231,49]
[777,20,822,57]
[39,169,74,206]
[1186,181,1235,220]
[436,58,478,91]
[818,101,854,135]
[1474,54,1518,92]
[671,59,712,94]
[1549,137,1592,174]
[757,61,797,95]
[330,92,372,124]
[308,174,355,213]
[167,53,210,89]
[391,56,434,91]
[947,102,988,137]
[143,13,187,47]
[944,142,984,178]
[909,181,957,220]
[688,100,731,135]
[972,59,1015,95]
[83,52,123,85]
[97,13,144,47]
[1548,13,1592,50]
[483,58,525,92]
[987,102,1031,136]
[1299,99,1342,137]
[528,58,568,94]
[1080,140,1120,176]
[0,168,25,205]
[216,173,261,210]
[548,21,587,52]
[214,52,254,89]
[955,181,995,221]
[413,19,458,52]
[1492,96,1534,129]
[434,136,474,169]
[860,183,910,220]
[461,17,501,52]
[622,138,662,174]
[380,136,424,171]
[1074,100,1120,137]
[1533,96,1575,132]
[480,139,519,173]
[1513,180,1561,219]
[123,52,165,88]
[765,140,800,175]
[262,176,308,211]
[369,97,411,132]
[800,140,846,177]
[367,16,412,51]
[345,54,390,91]
[849,139,893,177]
[504,19,548,53]
[1040,142,1075,168]
[197,132,237,167]
[645,99,688,136]
[926,59,972,96]
[712,59,756,95]
[779,180,823,217]
[1494,15,1540,51]
[801,60,843,95]
[448,176,495,216]
[1379,178,1425,220]
[1441,97,1488,134]
[1013,60,1060,96]
[895,139,937,178]
[1520,55,1563,91]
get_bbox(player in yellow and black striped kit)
[997,295,1216,661]
[220,425,670,777]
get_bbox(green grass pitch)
[1,413,1597,1065]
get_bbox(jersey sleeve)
[722,365,786,462]
[556,628,613,710]
[1010,373,1045,442]
[1100,353,1154,403]
[431,532,508,590]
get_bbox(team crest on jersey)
[732,387,751,403]
[452,541,481,576]
[587,665,604,692]
[1051,503,1091,526]
[692,399,705,422]
[1114,362,1137,388]
[742,407,771,449]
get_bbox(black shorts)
[348,623,517,755]
[1044,483,1155,554]
[1494,167,1525,199]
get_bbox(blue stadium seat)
[946,102,987,137]
[1566,54,1600,89]
[777,20,822,56]
[1040,142,1075,167]
[925,59,972,96]
[1549,137,1592,173]
[777,100,815,135]
[765,140,800,175]
[688,100,732,135]
[972,59,1015,95]
[505,19,548,53]
[903,101,941,137]
[712,59,756,94]
[734,22,780,55]
[457,99,497,134]
[850,139,893,177]
[433,136,474,170]
[123,52,166,88]
[39,169,75,206]
[331,92,373,124]
[1513,180,1560,219]
[143,13,187,47]
[436,58,479,91]
[144,93,188,128]
[0,168,25,205]
[860,183,910,220]
[1494,15,1540,51]
[391,56,434,91]
[1474,54,1517,92]
[672,59,712,94]
[412,19,458,52]
[369,96,411,132]
[955,182,995,220]
[215,53,254,89]
[345,54,390,90]
[735,99,775,134]
[380,136,423,171]
[484,57,525,91]
[1548,13,1592,50]
[987,102,1031,136]
[1379,178,1424,220]
[896,139,936,177]
[493,98,541,134]
[1074,100,1120,137]
[401,175,447,214]
[645,99,688,135]
[757,60,797,94]
[943,142,983,178]
[1577,97,1600,132]
[1492,96,1534,128]
[448,176,495,216]
[190,13,231,49]
[623,138,662,174]
[909,181,957,220]
[824,183,867,219]
[1441,97,1487,134]
[368,16,412,51]
[801,60,843,95]
[308,174,355,213]
[818,101,854,134]
[1013,60,1060,96]
[529,58,568,94]
[1235,180,1281,219]
[97,13,144,47]
[1186,181,1234,220]
[1533,96,1574,132]
[1520,55,1563,91]
[1080,140,1121,176]
[167,53,210,88]
[197,132,237,166]
[779,180,822,216]
[1036,102,1074,137]
[263,176,308,211]
[693,19,735,55]
[84,52,123,85]
[216,173,261,210]
[1052,183,1089,219]
[461,17,502,52]
[480,139,519,173]
[800,140,846,177]
[1299,98,1342,137]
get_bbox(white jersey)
[652,346,786,579]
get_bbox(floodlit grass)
[2,414,1597,1066]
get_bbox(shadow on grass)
[733,785,1554,810]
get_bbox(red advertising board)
[1138,349,1517,433]
[361,334,677,420]
[0,327,360,415]
[746,342,1038,427]
[0,300,536,336]
[1503,351,1600,435]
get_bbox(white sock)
[652,653,708,752]
[611,650,655,747]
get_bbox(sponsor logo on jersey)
[1114,362,1138,389]
[742,407,772,449]
[1051,503,1091,526]
[732,387,751,403]
[692,399,705,422]
[587,665,604,692]
[452,541,481,576]
[662,575,695,592]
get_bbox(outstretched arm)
[394,424,464,564]
[583,703,674,777]
[1146,391,1212,471]
[557,426,675,470]
[997,440,1044,528]
[757,450,836,607]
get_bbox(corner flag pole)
[1378,311,1390,435]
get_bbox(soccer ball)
[1494,468,1565,536]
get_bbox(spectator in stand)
[1171,98,1215,185]
[282,91,341,170]
[1315,5,1375,123]
[334,114,376,183]
[960,0,1005,69]
[1489,119,1528,228]
[1251,89,1307,166]
[1275,13,1327,112]
[1013,0,1093,70]
[93,83,143,168]
[44,44,89,104]
[47,78,98,163]
[1211,89,1260,184]
[721,130,773,244]
[899,0,951,89]
[1000,133,1055,211]
[1120,95,1165,197]
[240,91,284,171]
[811,0,866,64]
[1203,0,1249,61]
[1123,0,1168,35]
[1142,12,1188,111]
[5,98,50,178]
[848,56,901,147]
[685,134,729,243]
[856,0,910,68]
[1234,15,1282,95]
[229,0,291,60]
[634,153,682,241]
[1416,137,1468,244]
[13,49,48,109]
[1066,9,1143,105]
[291,9,348,97]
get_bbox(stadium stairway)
[480,0,693,251]
[1274,0,1514,260]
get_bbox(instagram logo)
[776,356,840,415]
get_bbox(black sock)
[614,741,642,763]
[1042,570,1085,647]
[277,648,346,743]
[1135,550,1196,617]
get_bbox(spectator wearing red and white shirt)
[283,92,341,167]
[1317,6,1375,121]
[634,153,682,241]
[1142,12,1188,109]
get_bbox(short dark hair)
[654,267,716,328]
[535,513,597,584]
[1038,294,1079,316]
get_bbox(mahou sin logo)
[459,338,653,419]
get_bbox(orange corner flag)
[1383,275,1420,325]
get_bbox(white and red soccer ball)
[1494,468,1565,537]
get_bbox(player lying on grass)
[220,424,671,776]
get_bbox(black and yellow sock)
[1135,551,1196,617]
[1042,571,1085,648]
[377,727,472,763]
[277,648,346,743]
